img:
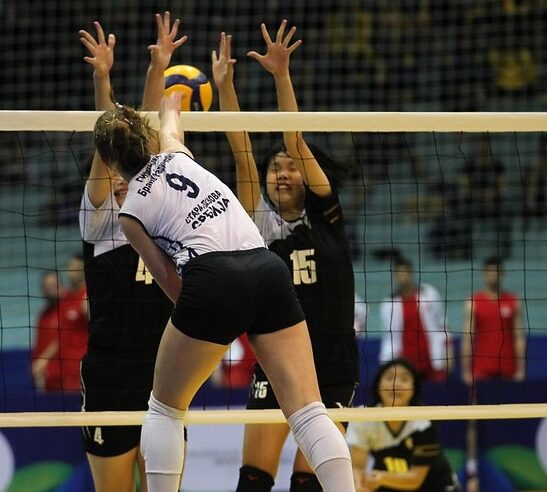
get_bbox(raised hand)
[212,32,237,90]
[79,21,115,77]
[247,19,302,77]
[148,11,187,70]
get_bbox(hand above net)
[79,21,115,77]
[148,11,187,71]
[247,19,302,78]
[212,32,237,91]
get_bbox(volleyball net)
[0,111,546,425]
[1,0,544,113]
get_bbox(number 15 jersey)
[253,191,358,386]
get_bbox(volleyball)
[164,65,213,111]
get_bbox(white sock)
[141,393,186,492]
[288,401,354,492]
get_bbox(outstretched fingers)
[260,22,273,46]
[275,19,287,43]
[94,21,106,45]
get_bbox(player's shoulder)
[470,290,486,301]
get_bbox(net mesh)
[0,0,545,112]
[1,122,546,408]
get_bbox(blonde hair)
[94,104,153,178]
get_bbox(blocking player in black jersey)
[212,21,359,491]
[78,13,184,492]
[346,359,460,492]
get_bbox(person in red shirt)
[380,256,453,381]
[461,256,526,384]
[32,271,64,390]
[32,255,88,392]
[212,334,257,389]
[461,256,525,492]
[57,253,88,392]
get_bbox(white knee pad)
[141,393,186,475]
[287,401,351,471]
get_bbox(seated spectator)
[347,358,461,491]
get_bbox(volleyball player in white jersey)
[78,13,184,492]
[92,92,355,492]
[212,22,358,491]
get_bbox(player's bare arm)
[461,299,474,386]
[158,92,193,157]
[141,11,187,111]
[513,300,526,381]
[249,20,331,197]
[80,21,117,208]
[212,32,260,214]
[119,216,181,303]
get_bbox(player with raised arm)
[212,21,359,492]
[78,12,184,492]
[93,91,355,492]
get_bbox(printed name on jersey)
[135,154,173,196]
[184,190,231,230]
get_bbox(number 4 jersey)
[252,191,358,387]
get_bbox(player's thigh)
[153,321,229,409]
[250,321,321,418]
[87,447,139,492]
[242,423,291,477]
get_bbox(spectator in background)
[354,293,367,338]
[461,256,525,492]
[379,256,453,381]
[58,253,88,392]
[461,256,525,385]
[31,255,88,392]
[211,334,257,389]
[32,271,64,390]
[347,359,460,492]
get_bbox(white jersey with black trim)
[346,415,432,453]
[79,182,128,257]
[120,152,265,274]
[252,195,309,245]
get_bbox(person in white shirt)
[92,92,355,492]
[379,256,453,381]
